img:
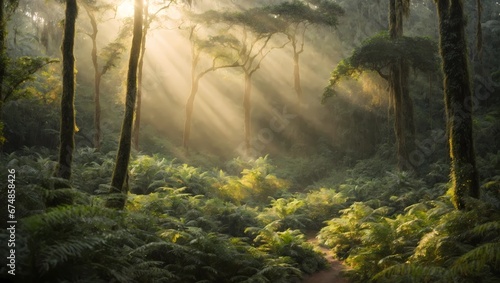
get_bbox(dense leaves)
[323,32,439,101]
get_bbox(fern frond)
[38,236,105,273]
[372,263,450,282]
[451,242,500,276]
[129,261,177,281]
[466,221,500,240]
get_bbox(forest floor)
[302,234,350,283]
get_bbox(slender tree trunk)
[182,28,239,151]
[132,0,149,151]
[389,0,398,38]
[94,74,102,149]
[107,0,143,210]
[390,61,406,169]
[85,7,102,151]
[436,0,480,209]
[292,43,302,110]
[55,0,77,180]
[292,41,306,145]
[183,77,199,151]
[388,0,415,171]
[401,60,415,152]
[244,72,252,156]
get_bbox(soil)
[302,235,350,283]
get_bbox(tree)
[266,0,344,112]
[434,0,480,209]
[324,0,437,171]
[223,8,288,156]
[181,7,288,155]
[0,0,6,145]
[389,0,415,171]
[107,0,143,210]
[0,0,19,144]
[82,2,126,151]
[131,0,149,151]
[54,0,77,180]
[132,0,172,151]
[0,0,57,148]
[181,11,241,151]
[0,0,6,106]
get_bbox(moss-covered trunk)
[436,0,480,209]
[0,0,5,103]
[85,7,102,151]
[389,0,415,171]
[93,72,102,150]
[0,0,5,146]
[55,0,77,180]
[107,0,143,210]
[401,59,415,156]
[132,0,149,151]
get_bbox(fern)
[451,242,500,277]
[373,264,451,283]
[38,236,105,273]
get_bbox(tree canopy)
[323,32,439,101]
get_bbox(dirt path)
[302,235,349,283]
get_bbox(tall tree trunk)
[182,27,238,151]
[85,7,102,151]
[0,0,5,103]
[183,77,199,151]
[107,0,143,210]
[436,0,480,209]
[55,0,77,180]
[389,0,415,171]
[244,72,252,156]
[292,40,306,145]
[0,0,5,147]
[132,0,149,151]
[401,60,415,153]
[94,73,102,150]
[292,42,302,111]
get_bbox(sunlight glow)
[117,0,135,18]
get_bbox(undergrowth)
[1,147,499,282]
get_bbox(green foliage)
[222,7,288,35]
[3,144,499,282]
[2,98,60,150]
[264,0,344,27]
[0,121,5,145]
[249,225,328,276]
[201,198,259,237]
[302,188,348,229]
[190,6,287,35]
[100,41,126,75]
[323,32,439,101]
[2,56,58,102]
[195,33,241,65]
[273,153,333,190]
[71,147,115,194]
[317,181,500,283]
[258,197,310,230]
[128,154,213,195]
[374,217,500,283]
[217,156,290,204]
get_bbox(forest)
[0,0,499,282]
